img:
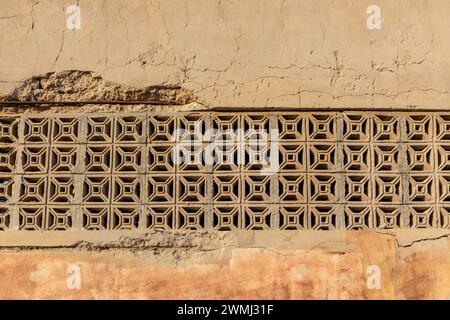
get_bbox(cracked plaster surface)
[1,0,450,109]
[0,230,448,299]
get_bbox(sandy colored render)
[2,0,450,109]
[0,0,449,299]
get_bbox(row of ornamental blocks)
[3,174,450,204]
[3,144,450,173]
[1,112,450,230]
[1,205,450,230]
[2,112,450,144]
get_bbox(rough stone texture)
[1,71,195,104]
[1,0,450,299]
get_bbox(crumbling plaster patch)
[1,70,195,104]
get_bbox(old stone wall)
[0,0,449,299]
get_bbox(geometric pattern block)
[177,175,206,203]
[310,206,337,230]
[213,205,240,230]
[177,114,207,142]
[174,143,206,172]
[46,207,73,230]
[48,176,75,203]
[278,143,306,172]
[243,114,270,141]
[147,175,174,203]
[373,115,400,141]
[85,146,112,173]
[24,118,50,143]
[22,146,48,173]
[177,206,205,230]
[407,144,433,171]
[309,175,336,202]
[82,207,109,230]
[0,207,11,230]
[279,205,307,230]
[83,176,110,203]
[277,114,305,141]
[344,175,371,202]
[148,144,175,172]
[243,175,271,202]
[53,117,79,143]
[19,206,46,230]
[146,206,174,230]
[50,146,77,173]
[115,116,144,143]
[19,176,47,203]
[343,144,370,171]
[373,145,400,172]
[342,114,370,141]
[0,117,19,143]
[211,142,240,172]
[114,145,143,173]
[374,175,401,203]
[308,114,336,140]
[406,115,432,141]
[149,116,175,142]
[0,147,17,172]
[87,117,113,143]
[278,175,306,202]
[374,206,402,229]
[110,207,139,230]
[212,175,239,202]
[0,177,14,203]
[244,143,271,171]
[408,176,434,203]
[113,176,141,204]
[308,144,336,171]
[408,206,435,228]
[243,206,271,230]
[212,115,240,142]
[344,206,372,230]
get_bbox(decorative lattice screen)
[0,111,449,231]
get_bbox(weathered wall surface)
[0,230,448,299]
[1,0,450,109]
[1,0,450,300]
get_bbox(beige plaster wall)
[1,0,450,109]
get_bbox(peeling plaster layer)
[1,0,450,109]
